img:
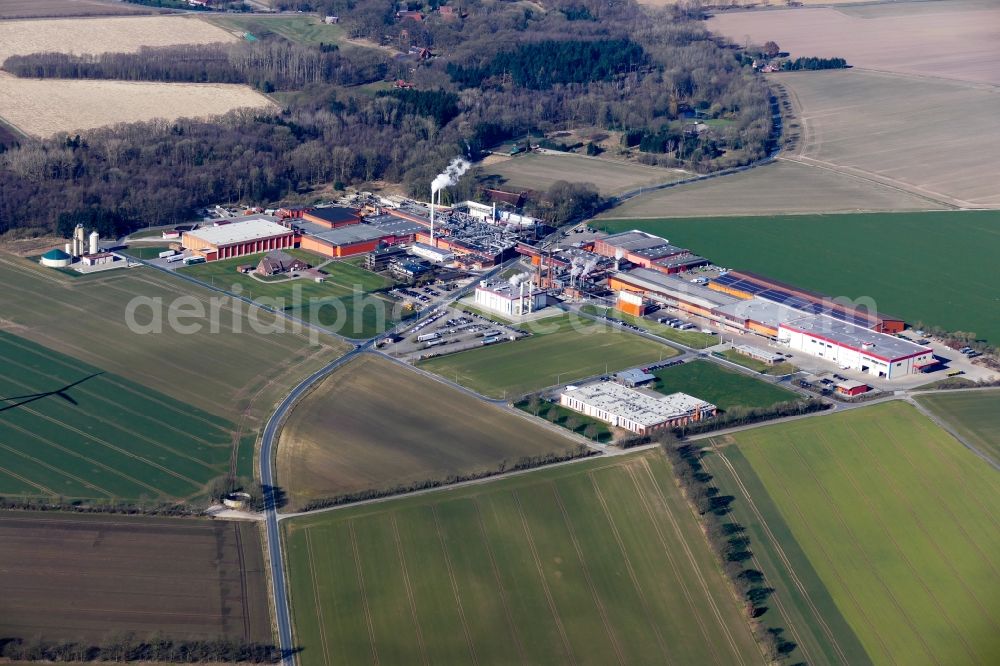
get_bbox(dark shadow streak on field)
[0,372,102,413]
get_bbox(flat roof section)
[303,206,361,225]
[780,314,931,361]
[185,218,292,247]
[303,223,388,246]
[600,230,671,252]
[715,297,804,329]
[366,215,426,237]
[614,268,740,309]
[563,381,714,428]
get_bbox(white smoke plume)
[580,258,599,279]
[431,157,471,193]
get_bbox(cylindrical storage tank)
[65,243,72,254]
[89,231,99,255]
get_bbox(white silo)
[89,231,100,255]
[64,243,72,255]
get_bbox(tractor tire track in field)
[750,431,898,665]
[588,471,672,664]
[635,459,750,666]
[0,437,116,499]
[232,523,253,642]
[349,520,380,666]
[548,481,626,666]
[512,490,577,666]
[707,442,836,666]
[815,427,977,664]
[785,434,941,665]
[617,462,724,666]
[861,422,1000,633]
[390,513,429,666]
[431,505,478,666]
[473,498,528,664]
[0,463,58,496]
[304,530,332,666]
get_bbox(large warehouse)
[301,206,362,229]
[298,223,391,258]
[560,381,716,435]
[593,230,707,274]
[182,218,296,261]
[778,314,934,379]
[609,268,739,323]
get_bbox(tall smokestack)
[430,188,435,243]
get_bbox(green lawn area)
[516,399,613,443]
[178,251,402,339]
[206,15,346,46]
[120,245,170,259]
[599,210,1000,345]
[0,331,245,503]
[418,314,674,399]
[653,360,799,411]
[705,401,1000,665]
[283,450,759,666]
[719,348,798,376]
[915,389,1000,466]
[580,304,717,348]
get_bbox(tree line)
[0,636,281,663]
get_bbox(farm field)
[653,360,799,411]
[207,15,346,46]
[599,210,1000,345]
[277,354,583,510]
[915,389,1000,466]
[0,512,270,644]
[417,313,674,398]
[178,251,401,339]
[708,1,1000,86]
[704,401,1000,665]
[0,331,244,501]
[598,160,942,218]
[283,450,760,666]
[776,70,1000,207]
[0,0,158,19]
[483,152,687,196]
[0,77,275,139]
[0,255,346,436]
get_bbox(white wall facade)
[474,285,545,316]
[779,325,934,379]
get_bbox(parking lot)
[388,306,527,362]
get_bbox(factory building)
[609,268,739,323]
[474,279,546,317]
[778,314,934,379]
[560,381,716,435]
[410,242,454,263]
[301,206,362,229]
[298,223,391,258]
[593,230,707,274]
[182,218,296,261]
[364,245,408,271]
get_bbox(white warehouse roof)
[780,314,931,361]
[184,218,291,247]
[562,381,714,429]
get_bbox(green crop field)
[915,389,1000,466]
[0,255,346,437]
[599,210,1000,344]
[206,15,346,46]
[418,314,674,398]
[283,450,760,666]
[704,401,1000,665]
[177,251,401,339]
[0,331,243,501]
[654,360,800,411]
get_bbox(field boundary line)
[634,460,749,665]
[390,513,429,666]
[0,463,59,496]
[473,498,528,663]
[431,505,478,666]
[512,489,577,665]
[303,529,332,666]
[707,443,843,666]
[749,430,897,664]
[785,433,940,664]
[814,426,976,663]
[549,481,626,665]
[908,397,1000,474]
[587,470,672,663]
[348,520,380,666]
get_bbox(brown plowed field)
[0,512,271,643]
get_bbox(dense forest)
[0,0,776,236]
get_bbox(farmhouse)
[257,251,309,276]
[183,218,295,261]
[778,314,934,379]
[560,381,716,435]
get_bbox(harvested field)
[0,512,271,644]
[600,210,1000,344]
[915,389,1000,467]
[482,152,687,196]
[277,354,583,510]
[0,331,242,502]
[777,70,1000,207]
[704,402,1000,665]
[0,76,274,138]
[418,313,674,398]
[0,0,158,19]
[0,16,236,62]
[708,2,1000,86]
[283,450,760,666]
[0,255,346,443]
[599,160,941,218]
